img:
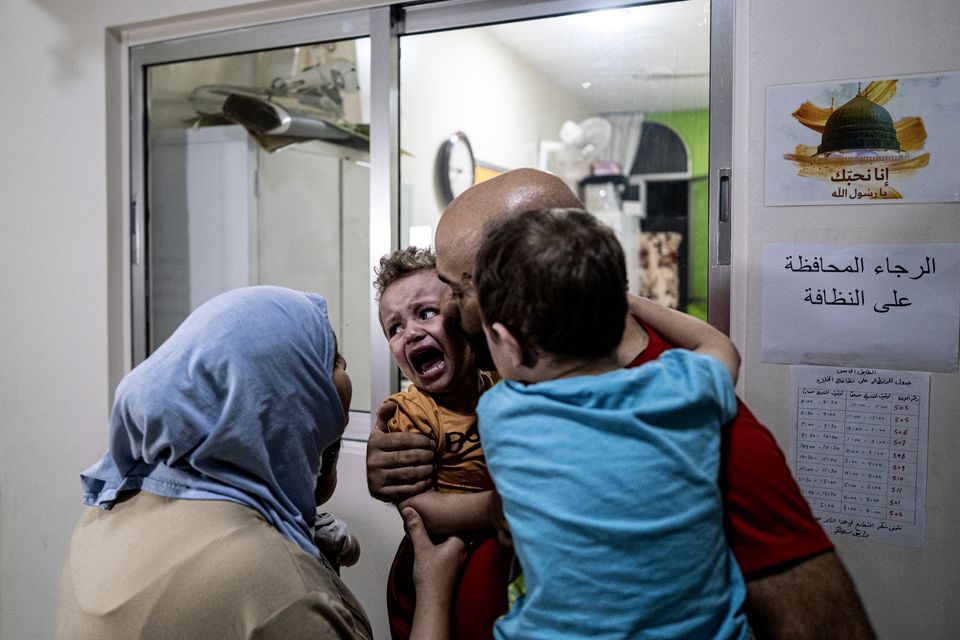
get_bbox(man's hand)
[366,400,436,503]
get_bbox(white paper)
[790,365,928,547]
[762,243,960,372]
[764,71,960,206]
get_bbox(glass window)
[400,1,711,319]
[143,38,374,413]
[130,0,730,427]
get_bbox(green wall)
[644,109,709,320]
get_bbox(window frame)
[126,0,734,437]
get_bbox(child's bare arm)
[627,294,740,384]
[399,490,499,535]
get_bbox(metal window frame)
[126,0,734,430]
[128,9,373,362]
[708,0,733,334]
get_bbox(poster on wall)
[765,70,960,205]
[762,243,960,372]
[789,365,928,547]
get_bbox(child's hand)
[314,511,361,572]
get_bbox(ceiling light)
[580,8,633,32]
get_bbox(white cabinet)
[150,126,257,343]
[148,125,371,408]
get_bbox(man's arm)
[745,550,875,640]
[366,400,436,503]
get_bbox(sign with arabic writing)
[789,365,929,547]
[762,244,960,371]
[765,70,960,205]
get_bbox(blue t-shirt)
[478,349,748,640]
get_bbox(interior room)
[2,0,959,638]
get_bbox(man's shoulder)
[628,318,673,366]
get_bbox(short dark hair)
[475,208,627,366]
[373,246,436,300]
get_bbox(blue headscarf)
[81,286,345,557]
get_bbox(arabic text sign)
[789,366,929,547]
[825,166,895,201]
[765,71,960,206]
[762,244,960,372]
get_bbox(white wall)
[3,0,959,638]
[734,0,960,637]
[0,2,375,638]
[0,2,583,637]
[398,27,590,233]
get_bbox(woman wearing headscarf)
[54,286,464,640]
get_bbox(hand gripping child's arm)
[386,393,500,536]
[399,489,502,537]
[366,400,436,504]
[404,507,467,640]
[627,294,740,384]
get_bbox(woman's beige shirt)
[55,492,372,640]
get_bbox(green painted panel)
[645,109,709,178]
[644,110,710,312]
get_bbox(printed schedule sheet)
[790,365,929,546]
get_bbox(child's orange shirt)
[386,374,494,493]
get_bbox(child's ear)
[488,322,525,370]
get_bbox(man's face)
[378,270,476,396]
[435,241,495,371]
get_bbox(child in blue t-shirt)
[475,207,749,640]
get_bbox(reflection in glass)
[399,1,710,318]
[145,39,372,411]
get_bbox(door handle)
[717,168,731,266]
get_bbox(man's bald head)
[434,168,583,368]
[437,168,583,260]
[435,168,583,287]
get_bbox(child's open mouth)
[411,346,446,377]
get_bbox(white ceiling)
[483,0,711,113]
